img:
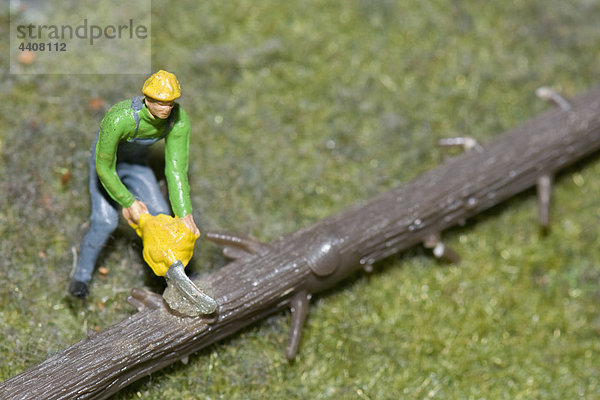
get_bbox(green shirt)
[95,99,193,217]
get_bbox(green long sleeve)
[164,106,193,217]
[94,99,193,216]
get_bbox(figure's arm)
[164,105,193,218]
[95,111,136,209]
[164,106,199,234]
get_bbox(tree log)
[2,87,600,399]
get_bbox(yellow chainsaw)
[131,213,217,314]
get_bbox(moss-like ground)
[1,1,600,398]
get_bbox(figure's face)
[145,97,175,119]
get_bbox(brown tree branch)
[2,87,600,399]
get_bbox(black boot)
[68,279,90,298]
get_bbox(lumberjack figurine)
[69,70,200,298]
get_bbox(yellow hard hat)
[142,70,181,101]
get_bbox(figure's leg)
[69,154,120,298]
[119,163,171,216]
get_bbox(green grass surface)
[2,0,600,398]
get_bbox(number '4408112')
[18,42,66,51]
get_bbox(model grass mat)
[2,1,600,399]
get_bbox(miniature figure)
[69,70,200,298]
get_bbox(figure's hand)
[181,214,201,237]
[122,200,150,226]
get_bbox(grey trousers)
[72,143,170,283]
